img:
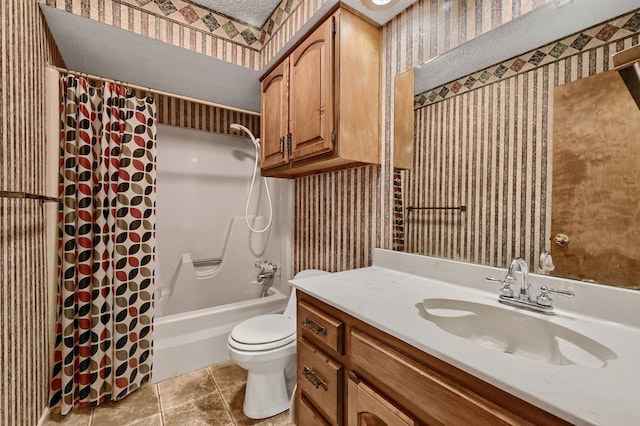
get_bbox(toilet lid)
[230,314,295,345]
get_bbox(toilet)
[227,269,329,419]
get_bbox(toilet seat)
[229,314,296,351]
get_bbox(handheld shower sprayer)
[230,123,272,234]
[230,123,260,150]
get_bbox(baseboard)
[37,406,50,426]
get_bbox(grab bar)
[192,258,222,267]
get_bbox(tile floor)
[45,361,294,426]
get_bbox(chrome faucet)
[255,260,279,297]
[255,261,278,282]
[508,258,530,299]
[486,258,574,314]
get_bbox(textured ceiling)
[187,0,282,27]
[187,0,417,28]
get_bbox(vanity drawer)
[298,300,344,354]
[297,394,331,426]
[298,338,344,425]
[350,329,535,426]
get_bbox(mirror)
[395,0,640,290]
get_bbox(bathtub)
[152,287,287,383]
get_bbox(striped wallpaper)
[260,0,328,68]
[39,0,333,70]
[155,94,259,135]
[406,70,552,268]
[402,13,640,272]
[4,0,634,422]
[294,0,555,274]
[40,0,261,69]
[1,4,256,425]
[384,0,555,78]
[1,1,64,425]
[295,166,381,273]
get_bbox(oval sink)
[419,298,616,368]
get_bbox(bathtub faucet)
[255,261,278,282]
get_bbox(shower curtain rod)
[47,65,260,117]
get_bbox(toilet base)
[228,342,297,420]
[243,369,291,419]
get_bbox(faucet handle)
[485,276,515,298]
[536,285,574,307]
[541,285,574,297]
[255,260,278,273]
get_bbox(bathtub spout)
[260,286,270,298]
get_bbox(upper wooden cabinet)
[289,17,334,162]
[259,7,381,177]
[261,58,290,169]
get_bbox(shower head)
[230,123,260,149]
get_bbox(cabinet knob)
[279,137,285,157]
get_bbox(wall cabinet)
[295,292,571,426]
[260,7,381,178]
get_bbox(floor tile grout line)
[155,383,166,426]
[220,382,250,423]
[156,382,164,412]
[219,387,241,424]
[161,387,224,414]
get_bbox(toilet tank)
[283,269,329,319]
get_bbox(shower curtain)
[49,75,157,414]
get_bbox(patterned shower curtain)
[49,75,157,415]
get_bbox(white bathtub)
[152,287,287,383]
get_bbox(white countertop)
[289,250,640,425]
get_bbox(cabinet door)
[298,394,331,426]
[289,16,334,161]
[261,57,289,169]
[348,379,415,426]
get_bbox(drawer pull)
[303,366,328,391]
[303,317,327,335]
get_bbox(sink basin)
[419,298,616,368]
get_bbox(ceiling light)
[362,0,401,10]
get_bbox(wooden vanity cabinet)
[259,6,381,178]
[295,292,571,426]
[296,300,346,425]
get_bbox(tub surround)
[153,288,287,383]
[290,249,640,425]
